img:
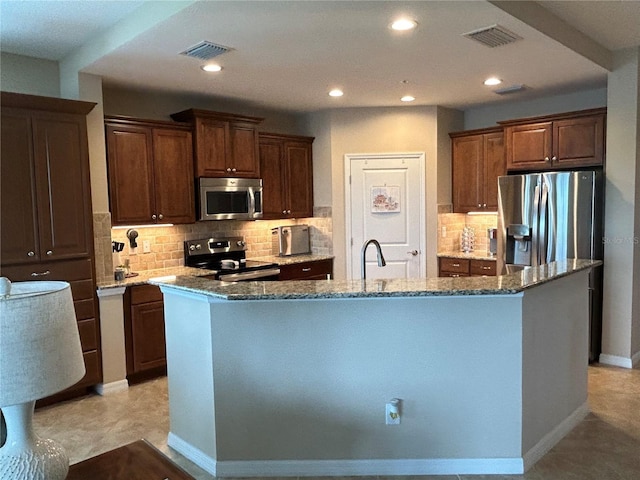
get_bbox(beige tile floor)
[32,364,640,479]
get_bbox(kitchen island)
[150,259,599,477]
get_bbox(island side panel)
[163,290,217,461]
[521,270,590,460]
[206,294,524,462]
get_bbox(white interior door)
[346,153,425,280]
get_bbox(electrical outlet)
[441,226,447,238]
[385,399,401,425]
[143,240,151,253]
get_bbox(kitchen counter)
[97,266,214,290]
[149,259,599,301]
[250,253,334,265]
[438,250,497,261]
[156,258,596,477]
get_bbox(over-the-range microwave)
[198,177,263,221]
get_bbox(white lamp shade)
[0,280,85,406]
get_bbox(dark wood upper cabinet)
[501,108,605,171]
[105,116,195,226]
[259,133,314,219]
[171,109,263,178]
[1,92,94,265]
[450,128,504,213]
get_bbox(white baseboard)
[522,401,589,471]
[167,430,524,477]
[599,353,634,368]
[215,458,524,477]
[94,379,128,396]
[168,432,217,476]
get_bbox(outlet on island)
[143,240,151,253]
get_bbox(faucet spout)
[361,239,386,280]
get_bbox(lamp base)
[0,402,69,480]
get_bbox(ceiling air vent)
[462,24,521,48]
[494,84,526,95]
[180,41,231,61]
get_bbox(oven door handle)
[218,268,281,282]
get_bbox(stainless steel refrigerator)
[497,170,604,361]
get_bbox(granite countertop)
[438,251,497,261]
[96,255,334,290]
[149,259,601,301]
[97,266,215,289]
[251,254,334,265]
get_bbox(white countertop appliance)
[271,225,311,256]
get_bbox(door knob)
[407,250,419,256]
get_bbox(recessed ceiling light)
[201,64,222,72]
[391,18,418,31]
[328,89,344,97]
[401,95,415,102]
[484,77,502,86]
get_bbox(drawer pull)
[452,263,460,267]
[302,268,311,272]
[482,266,492,270]
[31,270,51,277]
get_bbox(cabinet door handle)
[226,168,232,172]
[31,270,51,277]
[46,250,53,256]
[282,210,287,214]
[152,214,157,220]
[407,250,419,256]
[232,168,237,172]
[477,203,481,208]
[483,203,487,208]
[302,268,311,272]
[545,156,551,162]
[551,156,557,161]
[287,210,291,214]
[27,251,35,257]
[158,214,163,220]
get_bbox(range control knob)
[196,244,202,250]
[189,245,196,251]
[236,240,245,247]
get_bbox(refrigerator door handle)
[532,184,541,266]
[539,182,549,264]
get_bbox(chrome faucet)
[361,239,386,280]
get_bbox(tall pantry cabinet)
[0,91,103,402]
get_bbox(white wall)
[602,48,640,365]
[102,85,306,134]
[463,87,607,130]
[0,52,60,97]
[307,106,463,279]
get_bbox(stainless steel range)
[184,236,280,282]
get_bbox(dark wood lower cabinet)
[1,259,103,406]
[438,256,496,277]
[125,285,166,382]
[278,259,333,280]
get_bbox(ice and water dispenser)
[505,224,532,266]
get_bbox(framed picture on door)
[371,185,400,212]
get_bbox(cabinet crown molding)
[497,107,606,127]
[1,91,96,115]
[170,108,264,125]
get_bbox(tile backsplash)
[438,212,497,254]
[94,207,333,283]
